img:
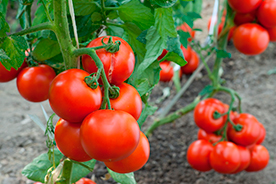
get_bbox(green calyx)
[109,85,120,99]
[101,37,121,53]
[84,73,99,89]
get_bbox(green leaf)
[73,0,101,16]
[179,0,192,8]
[71,160,97,183]
[0,0,9,17]
[216,49,231,58]
[32,38,61,61]
[199,85,215,96]
[136,29,148,45]
[0,12,10,37]
[187,12,202,20]
[154,8,177,38]
[193,0,202,14]
[91,12,103,23]
[181,14,193,28]
[150,0,177,8]
[107,168,136,184]
[137,103,158,127]
[165,36,186,66]
[0,49,10,60]
[177,30,190,48]
[44,54,65,74]
[32,4,50,26]
[118,0,154,30]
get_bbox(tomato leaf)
[199,85,215,96]
[151,0,177,8]
[0,0,9,17]
[33,4,52,26]
[177,30,190,48]
[32,38,61,61]
[193,0,202,14]
[73,0,101,16]
[155,8,177,38]
[137,103,158,127]
[71,159,97,183]
[0,49,10,60]
[216,49,231,58]
[107,168,137,184]
[165,36,186,66]
[0,12,10,37]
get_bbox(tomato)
[159,61,174,82]
[0,60,27,83]
[256,122,266,145]
[80,110,140,162]
[207,17,234,41]
[82,36,135,85]
[227,113,261,146]
[178,23,195,42]
[109,83,142,120]
[181,45,192,62]
[197,129,222,144]
[157,49,168,60]
[49,69,102,123]
[193,98,227,133]
[232,23,269,55]
[75,178,96,184]
[257,0,276,28]
[245,145,269,172]
[234,11,256,26]
[267,27,276,42]
[54,118,92,162]
[186,140,213,172]
[228,0,262,13]
[104,131,150,173]
[209,141,241,174]
[16,64,56,102]
[33,182,43,184]
[181,50,199,75]
[231,145,251,173]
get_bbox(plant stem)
[41,0,53,23]
[59,159,73,184]
[11,22,54,36]
[25,5,33,51]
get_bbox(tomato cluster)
[187,98,269,174]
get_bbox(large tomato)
[227,0,262,13]
[231,145,251,173]
[193,98,227,133]
[82,36,135,85]
[197,129,222,144]
[75,178,96,184]
[186,140,213,172]
[0,61,27,83]
[54,118,92,162]
[227,113,261,146]
[49,69,102,123]
[209,141,241,174]
[245,145,269,172]
[109,83,142,120]
[234,11,256,26]
[16,64,56,102]
[159,61,174,82]
[232,23,269,55]
[256,122,266,145]
[257,0,276,28]
[104,131,150,173]
[80,110,140,162]
[181,50,199,75]
[267,27,276,42]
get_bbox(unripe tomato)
[231,145,251,173]
[267,27,276,42]
[159,61,174,82]
[0,61,27,83]
[55,118,92,162]
[232,23,269,55]
[75,178,96,184]
[234,11,256,26]
[109,83,142,120]
[187,140,213,172]
[197,129,222,144]
[181,50,199,75]
[82,36,135,85]
[178,23,195,42]
[17,64,56,102]
[245,145,269,172]
[228,0,262,13]
[104,131,150,173]
[49,69,102,123]
[80,110,140,162]
[257,0,276,28]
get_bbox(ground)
[1,0,276,184]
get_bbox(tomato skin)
[194,98,227,133]
[245,145,269,172]
[49,69,102,123]
[257,0,276,28]
[234,11,256,26]
[157,49,168,61]
[231,145,251,173]
[75,178,96,184]
[228,113,261,146]
[16,64,56,102]
[159,61,174,82]
[181,45,192,62]
[228,0,262,13]
[256,123,266,145]
[104,131,150,173]
[0,60,28,83]
[209,141,241,174]
[80,110,140,162]
[109,83,142,120]
[187,140,214,172]
[197,129,222,144]
[82,36,135,85]
[181,50,199,75]
[232,23,269,55]
[267,27,276,42]
[54,118,92,162]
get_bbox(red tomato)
[54,118,92,162]
[16,64,56,102]
[228,113,261,146]
[209,141,241,174]
[80,110,140,162]
[181,45,192,62]
[194,98,227,133]
[267,27,276,42]
[104,131,150,173]
[228,0,262,13]
[82,36,135,85]
[75,178,96,184]
[109,83,142,120]
[245,145,269,172]
[181,50,199,75]
[197,129,222,144]
[231,145,251,173]
[157,49,168,61]
[233,23,269,55]
[49,69,102,123]
[33,182,43,184]
[159,61,174,82]
[256,122,266,145]
[0,61,27,83]
[186,140,213,172]
[234,11,256,26]
[257,0,276,28]
[178,23,195,42]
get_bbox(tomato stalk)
[57,159,73,184]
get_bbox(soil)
[1,1,276,184]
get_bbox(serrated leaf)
[137,103,158,127]
[151,0,177,8]
[154,8,177,38]
[216,49,231,58]
[32,38,61,61]
[165,36,186,66]
[71,159,97,183]
[177,30,190,48]
[33,5,50,26]
[0,12,10,37]
[107,168,136,184]
[73,0,100,16]
[0,49,10,60]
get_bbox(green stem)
[59,159,73,184]
[101,0,107,25]
[25,5,33,51]
[11,22,54,36]
[104,6,119,10]
[41,0,53,23]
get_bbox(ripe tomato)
[178,23,195,42]
[228,0,262,13]
[231,145,251,173]
[80,110,140,162]
[245,145,269,172]
[33,182,43,184]
[104,131,150,173]
[257,0,276,28]
[267,27,276,42]
[209,141,241,174]
[227,113,261,146]
[75,178,96,184]
[49,69,102,123]
[16,64,56,102]
[0,60,27,83]
[54,118,92,162]
[234,11,256,26]
[197,129,222,144]
[82,36,135,85]
[109,83,142,120]
[181,50,199,75]
[232,23,269,55]
[159,61,174,82]
[181,45,192,62]
[157,49,168,61]
[186,140,213,172]
[256,122,266,145]
[194,98,227,133]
